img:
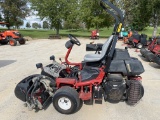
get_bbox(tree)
[130,0,152,31]
[0,0,29,29]
[111,0,152,31]
[43,21,49,29]
[149,0,160,37]
[0,14,3,22]
[26,22,31,28]
[15,19,24,29]
[38,23,41,28]
[32,22,39,29]
[63,20,81,30]
[80,0,114,30]
[29,0,79,35]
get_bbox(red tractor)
[14,0,144,114]
[0,22,26,46]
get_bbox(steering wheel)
[68,34,81,46]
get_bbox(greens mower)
[140,36,160,64]
[127,32,148,49]
[15,0,144,114]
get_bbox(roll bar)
[100,0,124,23]
[100,0,124,34]
[100,2,119,33]
[99,0,124,72]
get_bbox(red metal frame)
[56,42,143,101]
[129,76,142,81]
[133,39,139,44]
[56,55,106,100]
[148,38,160,55]
[64,47,82,70]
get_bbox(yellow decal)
[117,23,122,33]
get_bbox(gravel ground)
[0,38,160,120]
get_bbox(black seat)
[81,66,100,82]
[84,35,113,62]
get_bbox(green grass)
[0,27,160,39]
[18,27,113,39]
[140,27,160,37]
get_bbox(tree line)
[0,0,160,36]
[26,21,49,29]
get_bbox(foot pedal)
[84,99,93,105]
[95,99,102,104]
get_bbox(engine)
[15,75,55,110]
[103,74,126,103]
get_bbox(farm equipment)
[0,22,25,46]
[14,0,144,114]
[123,30,133,43]
[154,55,160,65]
[118,28,128,39]
[140,37,160,63]
[90,30,99,39]
[127,32,148,49]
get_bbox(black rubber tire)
[52,86,80,114]
[19,38,26,45]
[126,80,144,106]
[0,40,8,45]
[154,56,160,65]
[140,48,147,57]
[9,39,17,46]
[145,52,155,62]
[136,43,143,49]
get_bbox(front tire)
[53,86,80,114]
[136,43,143,49]
[9,39,17,46]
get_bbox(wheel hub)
[58,97,71,110]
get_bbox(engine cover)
[104,74,126,103]
[43,61,66,78]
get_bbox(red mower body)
[0,22,26,46]
[90,30,99,39]
[0,30,25,46]
[140,37,160,62]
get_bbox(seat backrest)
[101,35,113,58]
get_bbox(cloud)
[21,15,41,28]
[25,15,41,23]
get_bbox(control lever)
[59,58,62,63]
[50,55,55,61]
[36,63,43,70]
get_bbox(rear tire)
[19,38,26,45]
[9,39,17,46]
[0,40,8,45]
[136,43,143,49]
[126,80,144,106]
[53,86,80,114]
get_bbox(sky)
[22,15,41,28]
[21,3,42,28]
